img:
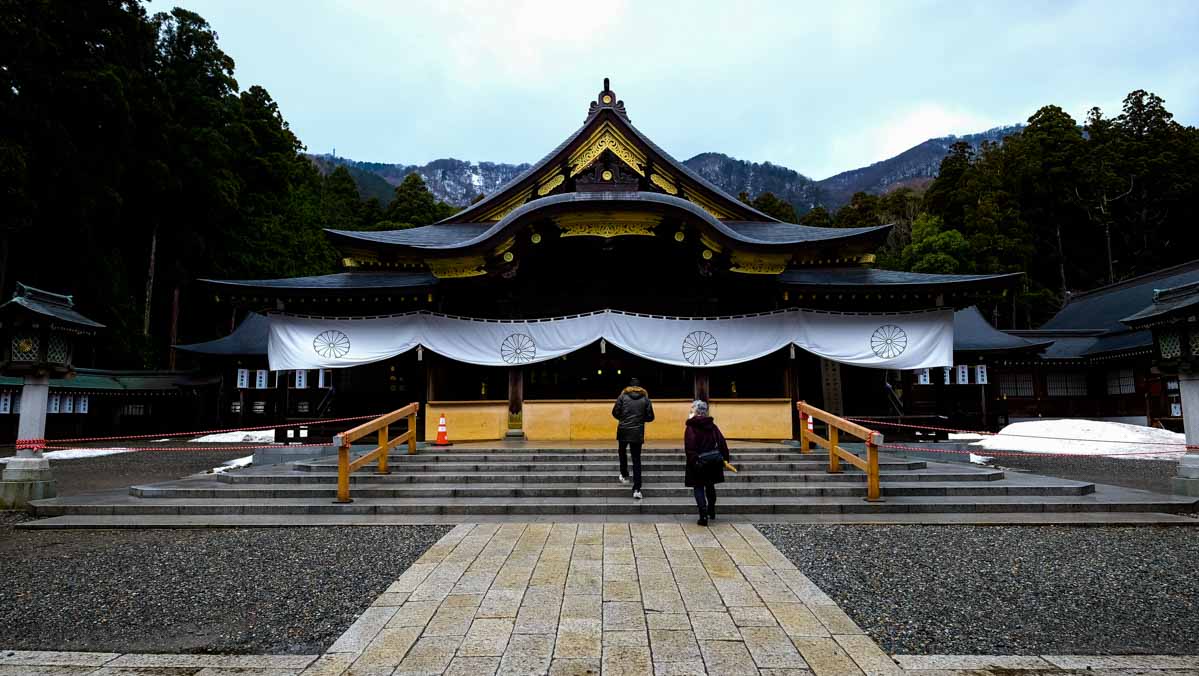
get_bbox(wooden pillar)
[419,352,433,442]
[508,367,523,433]
[785,361,800,440]
[693,370,709,402]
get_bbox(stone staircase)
[28,443,1199,519]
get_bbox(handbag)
[695,449,724,471]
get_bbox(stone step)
[290,459,929,473]
[294,451,831,464]
[31,493,1195,517]
[130,480,1095,499]
[217,469,1004,485]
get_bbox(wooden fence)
[796,400,884,502]
[333,402,419,503]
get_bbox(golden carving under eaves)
[685,190,732,220]
[427,256,487,279]
[537,173,566,196]
[480,188,533,222]
[729,251,790,275]
[554,212,661,239]
[649,173,678,195]
[568,122,647,178]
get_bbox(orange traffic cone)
[433,413,453,446]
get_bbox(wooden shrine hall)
[191,80,1019,441]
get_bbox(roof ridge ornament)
[589,77,629,120]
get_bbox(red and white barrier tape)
[44,413,388,445]
[40,442,332,453]
[880,442,1186,459]
[848,417,1198,450]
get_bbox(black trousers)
[693,484,717,514]
[618,440,642,490]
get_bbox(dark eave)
[1,282,104,329]
[200,272,437,296]
[953,306,1053,354]
[778,268,1022,291]
[1042,258,1199,333]
[1122,280,1199,327]
[327,192,891,256]
[177,313,268,356]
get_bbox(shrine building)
[188,80,1020,441]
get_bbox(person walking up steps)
[684,399,730,526]
[612,377,654,499]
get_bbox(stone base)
[1172,476,1199,497]
[253,445,336,466]
[0,479,57,510]
[504,428,526,441]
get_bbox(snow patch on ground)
[950,432,987,441]
[190,430,275,443]
[1,448,137,462]
[209,455,253,474]
[968,453,994,465]
[971,419,1185,460]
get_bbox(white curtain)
[268,309,953,371]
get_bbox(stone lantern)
[1122,281,1199,496]
[0,283,104,508]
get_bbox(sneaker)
[708,508,716,521]
[697,515,709,526]
[633,490,643,500]
[618,474,630,484]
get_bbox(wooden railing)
[333,402,420,503]
[796,401,884,502]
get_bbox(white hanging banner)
[268,308,953,371]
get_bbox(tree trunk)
[143,225,158,337]
[0,232,9,299]
[1055,224,1067,304]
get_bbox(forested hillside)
[0,1,454,366]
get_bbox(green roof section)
[0,369,217,392]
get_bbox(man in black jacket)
[612,377,655,499]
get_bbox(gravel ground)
[759,524,1199,656]
[0,516,450,654]
[984,454,1179,495]
[1,446,254,496]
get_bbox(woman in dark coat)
[683,399,730,526]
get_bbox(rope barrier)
[880,442,1186,459]
[848,416,1198,449]
[44,412,388,444]
[40,442,331,453]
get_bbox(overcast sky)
[170,0,1199,180]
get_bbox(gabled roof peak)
[588,77,629,120]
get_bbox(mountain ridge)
[309,124,1024,215]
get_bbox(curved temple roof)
[200,272,437,294]
[327,192,891,253]
[779,268,1022,291]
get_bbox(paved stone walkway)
[5,521,1199,675]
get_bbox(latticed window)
[1189,330,1199,359]
[1047,372,1088,397]
[1106,368,1136,395]
[10,334,39,362]
[1159,330,1182,359]
[122,403,146,416]
[46,334,71,363]
[998,372,1034,397]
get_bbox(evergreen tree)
[384,172,457,227]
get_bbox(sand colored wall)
[709,398,792,440]
[522,398,792,441]
[425,400,509,441]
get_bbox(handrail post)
[377,423,391,475]
[407,410,417,454]
[334,434,352,504]
[797,401,809,454]
[865,431,883,502]
[827,426,841,474]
